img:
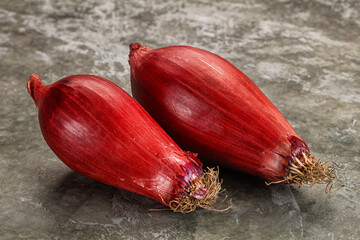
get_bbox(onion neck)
[128,42,153,61]
[129,42,143,55]
[26,74,48,108]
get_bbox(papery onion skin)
[129,43,310,182]
[27,74,204,206]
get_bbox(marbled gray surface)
[0,0,359,239]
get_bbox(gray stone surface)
[0,0,359,239]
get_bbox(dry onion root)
[152,167,232,214]
[266,153,343,193]
[171,167,232,213]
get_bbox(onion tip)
[129,42,143,57]
[27,74,46,107]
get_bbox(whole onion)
[129,43,340,192]
[27,74,227,213]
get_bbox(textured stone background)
[0,0,359,239]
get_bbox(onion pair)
[27,42,339,214]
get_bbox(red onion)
[27,74,227,213]
[129,43,339,192]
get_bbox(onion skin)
[27,74,205,206]
[129,43,311,182]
